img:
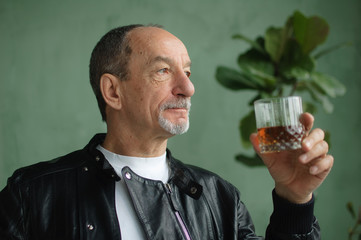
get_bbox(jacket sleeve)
[0,178,26,240]
[236,189,320,240]
[264,190,321,240]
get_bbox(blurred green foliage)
[215,11,348,166]
[346,202,361,240]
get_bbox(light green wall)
[1,0,360,239]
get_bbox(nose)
[172,71,195,98]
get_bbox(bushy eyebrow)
[148,56,191,68]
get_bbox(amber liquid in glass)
[257,125,305,153]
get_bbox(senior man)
[0,24,333,239]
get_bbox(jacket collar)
[85,133,121,181]
[84,133,202,199]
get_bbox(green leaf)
[310,72,346,98]
[244,68,277,89]
[239,110,257,148]
[235,153,264,167]
[302,101,318,114]
[265,22,292,63]
[232,34,266,54]
[304,81,334,113]
[238,49,273,74]
[279,40,315,81]
[313,41,353,59]
[292,10,330,55]
[282,66,312,82]
[237,49,276,88]
[347,202,356,219]
[248,92,273,106]
[280,39,303,62]
[265,27,284,63]
[215,66,259,90]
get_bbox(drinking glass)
[254,96,305,153]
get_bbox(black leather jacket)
[0,134,320,239]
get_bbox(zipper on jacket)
[165,183,192,240]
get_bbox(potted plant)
[215,10,348,166]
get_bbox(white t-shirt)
[96,145,169,240]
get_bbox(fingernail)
[303,140,311,149]
[310,166,318,175]
[300,154,307,163]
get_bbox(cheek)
[131,80,171,113]
[132,84,148,104]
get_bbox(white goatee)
[158,98,191,135]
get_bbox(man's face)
[119,27,195,138]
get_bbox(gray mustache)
[160,98,191,111]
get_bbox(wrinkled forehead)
[128,27,190,61]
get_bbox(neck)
[102,129,168,158]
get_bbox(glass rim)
[254,96,302,104]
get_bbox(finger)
[250,133,261,153]
[299,113,314,134]
[299,139,329,163]
[309,154,334,176]
[302,128,325,152]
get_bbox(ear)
[100,73,122,110]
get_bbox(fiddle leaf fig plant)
[216,11,348,167]
[346,202,361,240]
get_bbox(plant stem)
[276,87,283,97]
[289,82,298,96]
[348,220,361,240]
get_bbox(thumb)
[250,133,261,154]
[299,112,314,134]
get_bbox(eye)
[185,71,191,78]
[158,68,169,74]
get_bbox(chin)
[158,117,189,135]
